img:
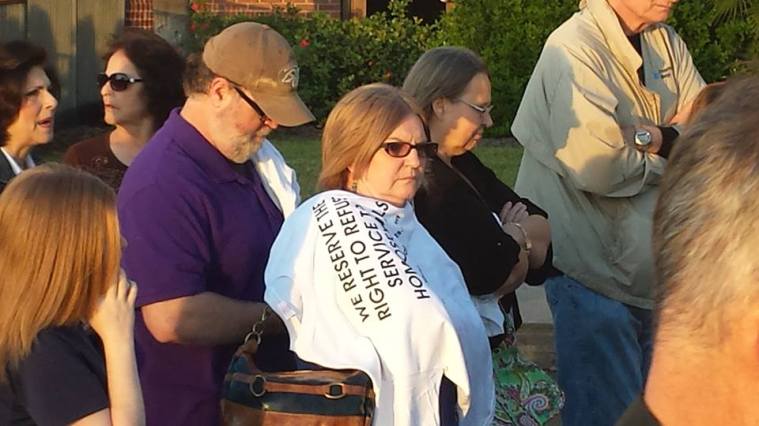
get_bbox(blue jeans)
[545,275,653,426]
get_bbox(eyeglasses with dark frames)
[457,98,494,115]
[233,87,267,118]
[97,72,143,92]
[381,141,438,158]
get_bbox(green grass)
[472,143,524,188]
[269,134,322,197]
[43,127,523,196]
[270,134,524,198]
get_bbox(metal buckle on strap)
[244,306,270,345]
[250,375,267,397]
[324,383,346,399]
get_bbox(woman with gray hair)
[404,46,562,425]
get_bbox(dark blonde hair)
[653,76,759,345]
[0,164,121,380]
[686,81,726,125]
[402,46,488,120]
[318,83,422,190]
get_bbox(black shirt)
[0,154,16,194]
[615,396,661,426]
[628,33,646,85]
[415,152,552,329]
[0,326,109,426]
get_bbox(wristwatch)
[634,129,652,147]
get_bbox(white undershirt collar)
[1,147,36,175]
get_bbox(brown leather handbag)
[221,310,375,425]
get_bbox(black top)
[0,326,109,426]
[0,153,41,195]
[628,33,646,85]
[0,154,17,194]
[615,396,661,426]
[414,152,552,329]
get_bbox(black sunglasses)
[382,141,438,158]
[97,72,143,92]
[233,87,267,118]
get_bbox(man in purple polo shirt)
[117,22,314,425]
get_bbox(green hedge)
[188,0,437,123]
[433,0,577,135]
[188,0,756,136]
[437,0,756,135]
[667,0,757,79]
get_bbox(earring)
[351,181,358,192]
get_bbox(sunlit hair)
[653,76,759,345]
[0,40,58,146]
[183,53,217,96]
[0,164,121,380]
[685,81,726,125]
[402,46,488,120]
[318,83,423,190]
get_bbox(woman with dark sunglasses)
[264,83,495,425]
[0,40,58,194]
[404,47,563,425]
[64,29,184,191]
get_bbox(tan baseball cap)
[202,22,315,127]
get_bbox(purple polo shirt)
[118,110,289,425]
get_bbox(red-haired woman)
[0,164,144,426]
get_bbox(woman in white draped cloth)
[264,83,495,425]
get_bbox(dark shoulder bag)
[221,307,375,425]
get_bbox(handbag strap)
[232,305,272,366]
[225,372,371,399]
[243,305,272,346]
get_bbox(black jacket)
[0,153,17,194]
[414,151,553,330]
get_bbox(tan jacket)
[512,0,704,308]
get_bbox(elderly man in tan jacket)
[512,0,704,425]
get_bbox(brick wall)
[127,0,344,32]
[199,0,342,18]
[126,0,154,29]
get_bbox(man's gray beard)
[208,119,263,163]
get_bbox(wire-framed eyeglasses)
[457,98,493,115]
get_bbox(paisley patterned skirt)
[491,316,564,426]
